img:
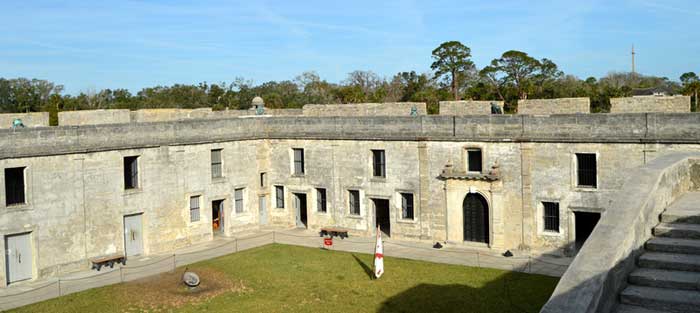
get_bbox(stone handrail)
[541,153,700,313]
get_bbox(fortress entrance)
[463,193,489,243]
[212,199,224,234]
[293,193,308,228]
[574,211,600,251]
[373,198,391,237]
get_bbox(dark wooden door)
[463,194,489,243]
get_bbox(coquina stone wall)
[517,97,590,114]
[129,108,213,123]
[3,114,700,287]
[439,100,501,115]
[610,95,691,113]
[0,112,49,128]
[302,102,426,116]
[58,109,131,126]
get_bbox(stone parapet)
[302,102,426,116]
[58,109,131,126]
[610,95,691,113]
[439,100,500,115]
[0,112,49,128]
[517,98,590,114]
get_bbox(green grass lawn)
[9,244,558,313]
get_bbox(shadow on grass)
[378,271,554,313]
[352,254,374,280]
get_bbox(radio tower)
[631,45,636,75]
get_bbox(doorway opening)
[373,198,391,237]
[4,232,32,285]
[463,193,489,244]
[293,193,308,228]
[574,211,601,251]
[212,199,224,234]
[124,213,144,257]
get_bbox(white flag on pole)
[374,226,384,279]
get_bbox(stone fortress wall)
[0,112,49,128]
[610,95,691,113]
[517,97,590,114]
[301,102,427,116]
[438,100,501,115]
[1,97,700,287]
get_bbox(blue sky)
[1,0,698,95]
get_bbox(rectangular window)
[190,195,200,222]
[275,186,285,208]
[316,188,327,213]
[543,202,560,232]
[211,149,223,178]
[293,148,304,175]
[349,190,360,215]
[372,150,386,178]
[4,167,26,206]
[235,188,244,213]
[124,156,139,190]
[576,153,597,188]
[260,172,266,188]
[401,193,414,219]
[467,149,482,172]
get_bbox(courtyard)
[8,244,558,313]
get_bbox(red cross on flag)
[374,226,384,279]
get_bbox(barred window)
[211,149,223,178]
[293,148,304,175]
[467,149,482,172]
[401,193,414,219]
[349,190,360,215]
[316,188,327,213]
[235,188,244,213]
[4,167,26,206]
[543,202,559,232]
[190,196,200,222]
[124,156,139,189]
[275,186,285,208]
[372,150,386,177]
[576,153,597,188]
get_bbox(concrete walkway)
[0,228,569,311]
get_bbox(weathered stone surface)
[517,97,590,114]
[302,102,426,116]
[439,100,500,115]
[58,109,131,126]
[0,112,49,128]
[610,96,691,113]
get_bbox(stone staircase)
[617,192,700,313]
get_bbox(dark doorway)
[463,193,489,243]
[373,199,391,237]
[574,211,600,251]
[294,193,308,228]
[212,200,224,234]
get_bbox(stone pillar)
[418,142,432,240]
[519,143,534,251]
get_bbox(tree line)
[1,41,698,122]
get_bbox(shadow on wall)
[377,270,558,313]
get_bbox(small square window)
[543,202,559,232]
[4,167,26,206]
[190,196,201,222]
[467,149,482,172]
[316,188,327,213]
[275,186,285,209]
[400,193,414,219]
[576,153,597,188]
[124,156,139,190]
[349,190,360,215]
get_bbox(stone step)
[661,212,700,225]
[629,268,700,290]
[646,237,700,255]
[660,193,700,225]
[638,252,700,272]
[620,285,700,313]
[616,304,672,313]
[654,223,700,239]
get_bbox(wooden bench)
[319,227,349,239]
[90,254,126,271]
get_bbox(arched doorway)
[463,193,489,243]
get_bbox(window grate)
[349,190,360,215]
[275,186,285,208]
[401,193,414,219]
[316,188,327,213]
[211,149,223,178]
[293,149,304,175]
[234,188,244,213]
[543,202,559,232]
[372,150,386,177]
[190,196,200,222]
[4,167,26,206]
[576,153,597,187]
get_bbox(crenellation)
[517,97,590,115]
[610,95,691,113]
